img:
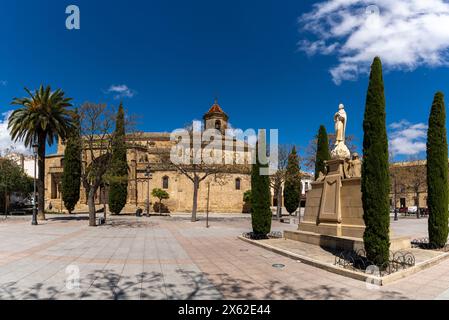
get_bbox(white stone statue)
[334,104,347,145]
[331,104,351,159]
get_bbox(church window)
[235,178,241,190]
[162,176,169,189]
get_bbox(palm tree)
[8,85,74,220]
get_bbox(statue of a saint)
[334,104,347,146]
[331,103,351,159]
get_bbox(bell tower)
[203,99,229,134]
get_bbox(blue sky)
[1,0,449,162]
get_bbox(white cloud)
[106,84,136,99]
[299,0,449,84]
[388,120,427,157]
[0,111,31,156]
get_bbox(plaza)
[0,214,448,300]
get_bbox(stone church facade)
[44,101,253,214]
[389,160,428,210]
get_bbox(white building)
[270,171,314,209]
[4,153,37,178]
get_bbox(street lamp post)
[393,176,399,221]
[145,165,152,216]
[32,142,38,226]
[206,182,211,228]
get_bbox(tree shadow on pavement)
[0,267,410,300]
[0,281,59,300]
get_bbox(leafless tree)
[303,134,358,172]
[402,157,427,208]
[269,145,298,220]
[78,102,139,226]
[389,154,427,215]
[158,125,250,222]
[79,103,114,226]
[0,146,18,157]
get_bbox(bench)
[9,211,27,216]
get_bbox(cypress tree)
[284,146,301,215]
[361,57,390,266]
[251,131,272,236]
[108,103,128,215]
[61,111,81,214]
[427,92,449,248]
[315,125,330,180]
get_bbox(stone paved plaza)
[1,214,449,300]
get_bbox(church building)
[44,101,253,213]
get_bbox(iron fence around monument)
[241,231,283,240]
[334,249,416,276]
[411,237,449,251]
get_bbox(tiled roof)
[206,100,224,114]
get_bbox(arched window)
[162,176,169,189]
[235,178,241,190]
[215,120,221,131]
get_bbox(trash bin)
[136,208,143,217]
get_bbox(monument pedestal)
[289,159,410,251]
[299,159,365,238]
